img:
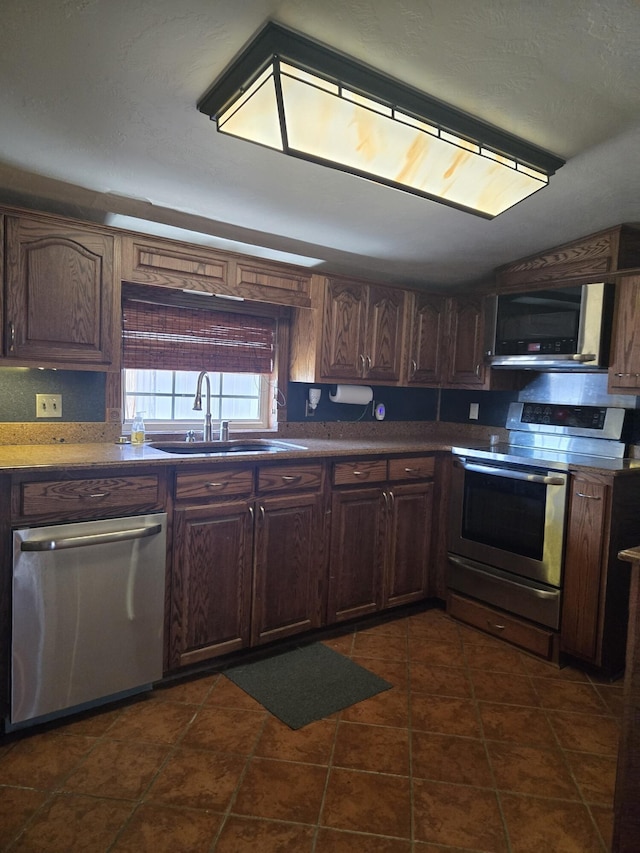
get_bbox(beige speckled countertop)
[0,437,453,474]
[1,419,638,475]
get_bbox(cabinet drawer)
[447,592,557,661]
[333,459,387,486]
[17,475,161,520]
[388,456,435,481]
[175,467,254,501]
[258,462,323,494]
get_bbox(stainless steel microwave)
[488,282,614,370]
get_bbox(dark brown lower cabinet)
[170,501,254,668]
[385,482,433,608]
[328,486,386,623]
[169,462,326,670]
[251,492,325,645]
[561,472,640,675]
[327,456,435,624]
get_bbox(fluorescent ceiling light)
[198,22,565,219]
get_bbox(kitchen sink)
[148,439,308,456]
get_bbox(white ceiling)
[1,0,639,289]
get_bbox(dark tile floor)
[0,608,622,852]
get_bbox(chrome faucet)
[220,420,229,441]
[192,371,212,441]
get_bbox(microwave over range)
[489,282,614,370]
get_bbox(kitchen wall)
[3,370,639,442]
[288,382,520,427]
[0,368,106,422]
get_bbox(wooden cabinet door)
[320,278,367,381]
[328,487,385,622]
[406,293,447,385]
[364,285,404,383]
[169,501,253,668]
[252,492,325,645]
[446,296,486,387]
[609,276,640,394]
[4,215,115,366]
[561,478,607,662]
[384,482,433,608]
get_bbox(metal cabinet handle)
[281,475,301,483]
[8,321,16,352]
[352,470,364,477]
[404,467,419,474]
[488,620,506,631]
[206,482,226,489]
[259,505,265,522]
[87,492,109,499]
[614,373,640,378]
[365,355,372,371]
[388,489,395,510]
[410,359,417,378]
[359,354,365,374]
[576,492,602,500]
[248,505,254,521]
[382,491,389,510]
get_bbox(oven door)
[448,457,568,588]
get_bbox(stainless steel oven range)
[448,402,628,630]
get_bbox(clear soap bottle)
[131,412,146,445]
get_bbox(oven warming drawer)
[447,553,561,630]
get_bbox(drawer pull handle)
[576,492,602,500]
[352,470,365,477]
[410,359,417,378]
[8,321,16,352]
[206,482,226,489]
[404,467,419,473]
[87,492,109,499]
[281,475,301,483]
[488,620,506,631]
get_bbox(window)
[121,294,280,434]
[123,368,272,432]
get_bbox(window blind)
[122,298,276,373]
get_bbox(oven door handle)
[457,459,565,486]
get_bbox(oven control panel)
[520,404,607,430]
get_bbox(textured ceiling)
[1,0,639,289]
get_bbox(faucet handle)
[185,430,197,442]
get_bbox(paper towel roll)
[329,384,374,405]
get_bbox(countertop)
[0,437,453,474]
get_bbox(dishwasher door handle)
[20,523,163,552]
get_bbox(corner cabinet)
[608,275,640,394]
[290,276,405,385]
[3,213,118,368]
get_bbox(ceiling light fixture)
[198,22,565,219]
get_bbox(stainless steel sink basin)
[148,439,307,456]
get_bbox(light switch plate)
[36,394,62,418]
[469,402,479,420]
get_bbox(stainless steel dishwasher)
[10,512,167,729]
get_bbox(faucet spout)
[192,371,212,441]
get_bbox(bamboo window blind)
[122,299,276,374]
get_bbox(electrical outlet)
[469,402,479,420]
[36,394,62,418]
